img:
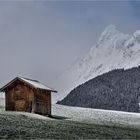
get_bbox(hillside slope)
[0,105,140,139]
[52,104,140,128]
[54,25,140,102]
[58,67,140,112]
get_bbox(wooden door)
[15,99,25,111]
[36,101,47,115]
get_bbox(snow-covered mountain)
[53,25,140,102]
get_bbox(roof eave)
[51,90,58,93]
[0,77,19,92]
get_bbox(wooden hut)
[0,77,57,115]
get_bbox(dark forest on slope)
[57,67,140,112]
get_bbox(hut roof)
[0,77,57,93]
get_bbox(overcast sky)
[0,1,140,88]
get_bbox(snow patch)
[52,104,140,128]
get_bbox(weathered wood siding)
[47,91,51,115]
[33,90,51,115]
[5,81,52,115]
[5,82,33,112]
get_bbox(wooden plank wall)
[34,89,51,115]
[5,81,52,115]
[5,83,33,112]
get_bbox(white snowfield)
[0,97,4,106]
[0,104,140,129]
[52,104,140,128]
[54,25,140,102]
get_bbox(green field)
[0,110,140,139]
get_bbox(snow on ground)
[0,98,4,106]
[52,104,140,128]
[0,104,140,129]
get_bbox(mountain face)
[54,25,140,102]
[57,67,140,113]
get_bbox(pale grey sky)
[0,1,140,88]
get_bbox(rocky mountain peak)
[97,25,120,44]
[54,25,140,102]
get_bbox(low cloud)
[0,1,139,87]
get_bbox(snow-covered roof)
[0,77,57,93]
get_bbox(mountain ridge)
[57,66,140,112]
[54,25,140,102]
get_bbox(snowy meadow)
[0,104,140,139]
